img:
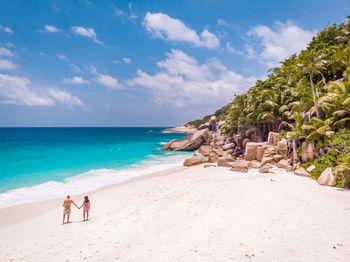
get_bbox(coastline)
[0,150,192,209]
[1,164,349,261]
[161,123,197,133]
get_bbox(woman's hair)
[84,195,89,203]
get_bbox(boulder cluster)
[161,117,343,188]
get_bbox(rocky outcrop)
[259,163,274,173]
[277,139,288,156]
[198,124,209,130]
[217,157,231,167]
[161,129,212,151]
[242,138,251,149]
[184,156,208,166]
[301,142,315,163]
[217,121,225,130]
[230,160,251,172]
[244,142,265,161]
[261,157,274,167]
[276,159,292,171]
[223,143,235,151]
[267,132,280,145]
[198,145,212,156]
[273,154,284,163]
[317,167,337,186]
[208,152,219,163]
[294,168,311,177]
[306,165,316,173]
[233,134,242,147]
[256,146,264,161]
[209,116,217,132]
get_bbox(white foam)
[0,153,191,208]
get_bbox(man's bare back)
[63,199,74,209]
[62,195,78,224]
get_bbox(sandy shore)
[0,165,349,262]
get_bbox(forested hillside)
[190,17,350,183]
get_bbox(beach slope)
[0,166,349,262]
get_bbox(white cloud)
[71,26,103,44]
[113,59,119,64]
[63,76,90,85]
[56,53,67,61]
[123,57,131,64]
[142,12,219,49]
[95,74,121,89]
[0,47,14,57]
[47,88,83,106]
[0,25,13,34]
[115,6,136,22]
[0,59,17,70]
[226,42,243,55]
[247,21,314,66]
[43,25,60,33]
[217,19,226,26]
[245,44,256,59]
[0,73,83,106]
[127,49,257,107]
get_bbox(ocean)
[0,127,191,208]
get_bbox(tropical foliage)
[190,18,350,186]
[192,17,350,143]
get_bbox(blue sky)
[0,0,349,127]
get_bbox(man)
[62,195,78,224]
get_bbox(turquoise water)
[0,127,190,207]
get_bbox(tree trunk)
[292,139,299,165]
[309,72,320,117]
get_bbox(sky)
[0,0,349,127]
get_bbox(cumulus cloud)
[63,76,90,85]
[247,21,314,66]
[127,49,257,107]
[0,47,14,57]
[123,57,131,64]
[43,25,60,33]
[95,74,121,89]
[71,26,103,44]
[0,59,17,70]
[0,73,83,106]
[226,42,243,55]
[0,25,13,33]
[143,12,219,49]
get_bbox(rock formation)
[317,167,337,186]
[161,129,212,151]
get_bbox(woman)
[79,195,90,221]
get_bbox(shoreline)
[0,165,185,228]
[0,151,192,209]
[1,163,349,261]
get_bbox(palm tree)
[297,49,327,117]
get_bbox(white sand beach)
[0,165,349,262]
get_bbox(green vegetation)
[190,17,350,186]
[191,17,350,138]
[188,102,232,127]
[301,129,350,187]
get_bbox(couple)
[62,195,90,224]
